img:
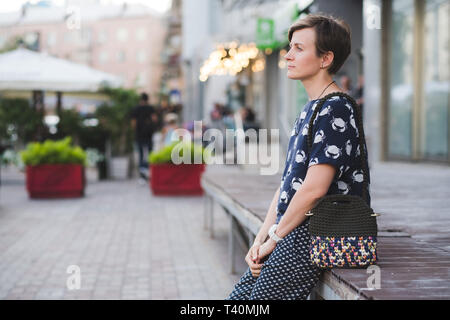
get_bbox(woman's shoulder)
[315,92,355,119]
[322,92,354,106]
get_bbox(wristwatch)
[268,224,283,243]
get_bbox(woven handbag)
[305,92,379,269]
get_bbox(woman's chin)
[287,71,301,80]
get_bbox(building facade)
[0,1,167,102]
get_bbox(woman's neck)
[302,73,342,101]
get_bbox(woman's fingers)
[250,268,261,278]
[249,262,263,278]
[250,263,263,269]
[251,271,261,278]
[251,246,259,262]
[246,244,265,277]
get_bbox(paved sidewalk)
[0,166,243,300]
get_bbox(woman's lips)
[287,65,295,69]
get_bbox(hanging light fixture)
[199,42,261,82]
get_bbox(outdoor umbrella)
[0,48,123,92]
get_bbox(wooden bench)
[201,168,450,300]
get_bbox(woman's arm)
[275,164,335,238]
[257,164,336,259]
[246,186,280,273]
[253,186,280,245]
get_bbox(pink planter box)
[150,163,206,196]
[26,164,85,198]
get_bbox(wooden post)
[56,91,62,115]
[228,211,236,274]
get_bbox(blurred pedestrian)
[240,106,260,132]
[161,113,180,146]
[352,75,365,119]
[210,103,223,122]
[221,106,235,130]
[339,74,352,95]
[130,92,158,178]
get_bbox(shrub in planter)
[20,137,87,198]
[148,141,210,195]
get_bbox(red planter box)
[26,164,85,199]
[150,163,206,196]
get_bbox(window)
[421,0,449,159]
[388,0,415,158]
[136,50,147,63]
[81,28,91,45]
[387,0,450,162]
[136,28,146,41]
[117,28,128,41]
[117,50,126,63]
[98,30,108,44]
[136,71,147,87]
[99,52,108,64]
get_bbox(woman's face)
[285,28,322,81]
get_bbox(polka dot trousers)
[226,221,322,300]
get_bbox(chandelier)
[199,42,264,82]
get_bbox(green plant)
[20,137,86,166]
[55,109,83,142]
[95,88,140,156]
[149,141,211,165]
[0,98,43,145]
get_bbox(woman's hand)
[245,241,264,278]
[257,239,277,262]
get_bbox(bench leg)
[228,211,236,274]
[203,195,209,231]
[209,196,214,239]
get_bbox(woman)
[226,13,371,300]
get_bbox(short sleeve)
[307,98,358,175]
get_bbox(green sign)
[256,18,278,50]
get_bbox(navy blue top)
[276,95,371,224]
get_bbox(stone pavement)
[0,166,244,300]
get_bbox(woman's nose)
[284,50,292,60]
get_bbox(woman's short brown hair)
[288,13,351,75]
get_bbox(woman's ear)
[321,51,335,70]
